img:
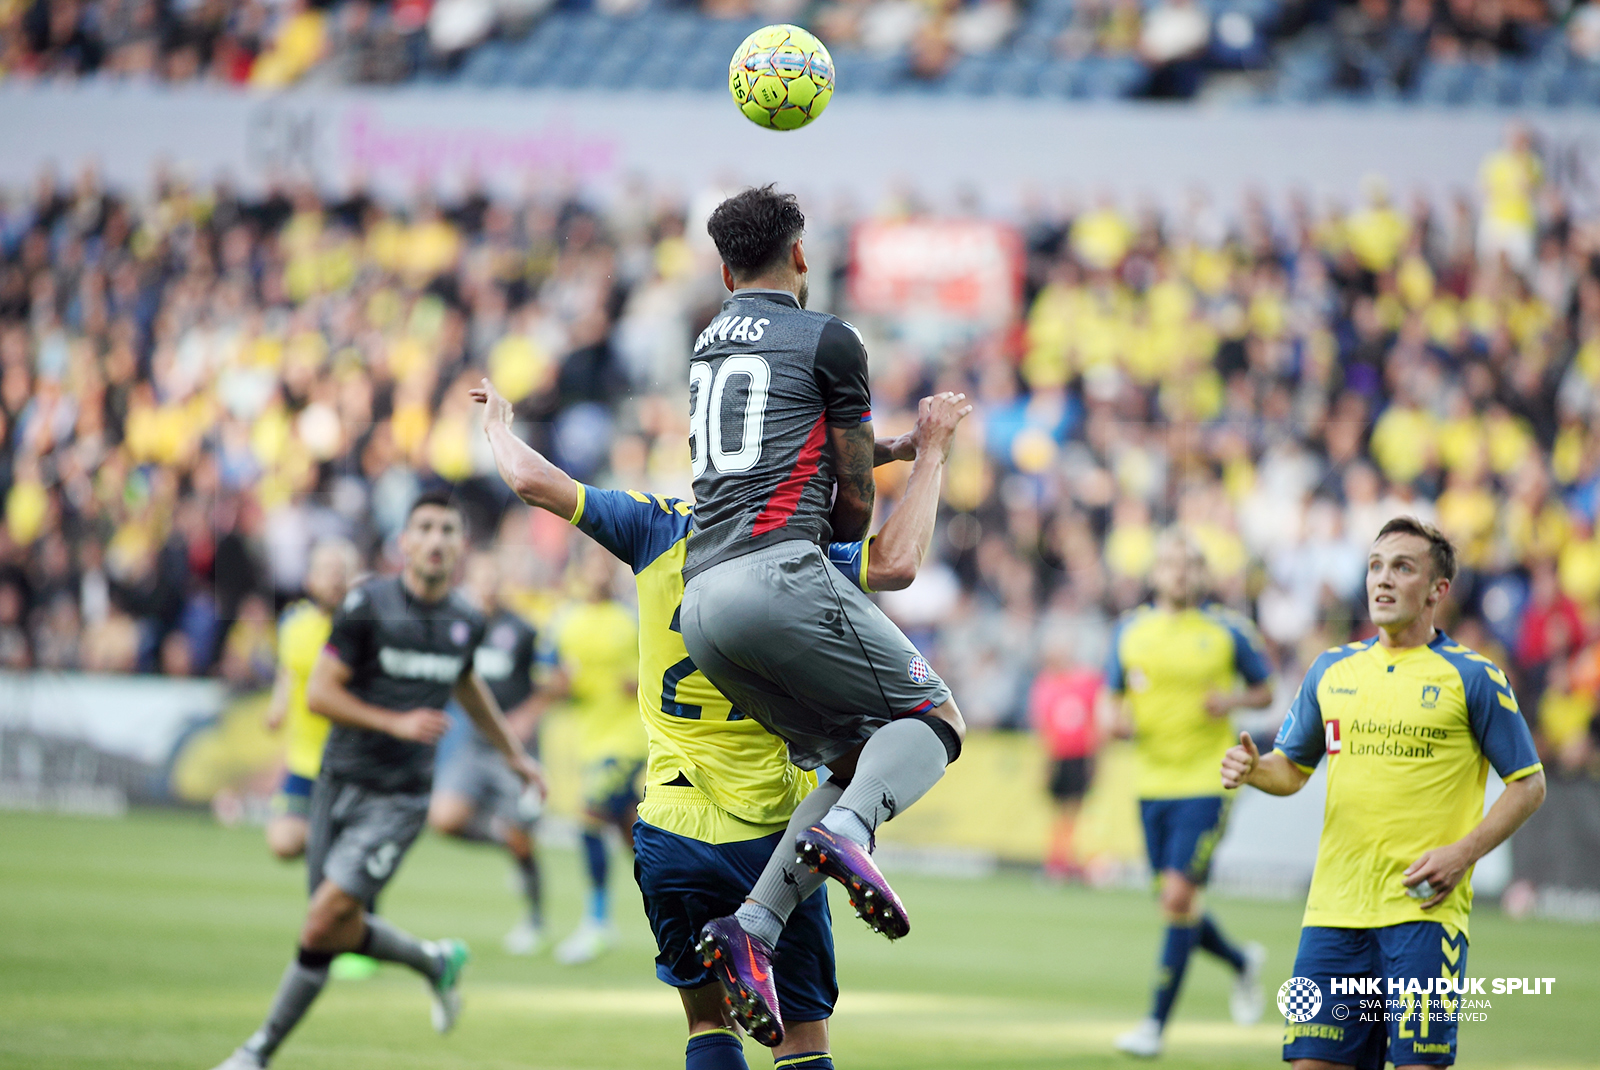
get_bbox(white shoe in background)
[554,919,615,965]
[1114,1018,1164,1058]
[1231,941,1268,1026]
[503,920,546,956]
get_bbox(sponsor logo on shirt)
[378,647,465,683]
[1342,716,1447,759]
[474,645,514,681]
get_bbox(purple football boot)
[794,825,911,939]
[695,917,784,1047]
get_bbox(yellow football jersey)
[1274,634,1542,936]
[1108,604,1273,799]
[570,484,838,844]
[277,601,333,779]
[547,598,649,766]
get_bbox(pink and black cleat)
[794,825,910,940]
[695,916,785,1047]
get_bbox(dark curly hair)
[407,487,460,520]
[706,184,806,281]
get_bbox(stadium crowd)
[0,126,1598,779]
[8,0,1600,101]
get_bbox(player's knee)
[302,885,363,949]
[265,819,306,860]
[428,796,470,836]
[1159,876,1198,920]
[909,705,964,764]
[933,698,967,744]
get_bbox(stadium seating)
[8,0,1599,105]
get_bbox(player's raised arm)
[865,392,971,591]
[472,378,580,520]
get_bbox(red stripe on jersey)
[752,413,828,536]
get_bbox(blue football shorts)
[633,819,837,1022]
[1139,795,1231,884]
[1283,921,1468,1069]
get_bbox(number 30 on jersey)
[689,356,771,478]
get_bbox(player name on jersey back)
[685,289,872,580]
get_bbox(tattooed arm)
[829,422,877,543]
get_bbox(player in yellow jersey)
[474,377,967,1070]
[264,539,361,861]
[544,543,649,965]
[1106,531,1274,1058]
[1223,518,1545,1070]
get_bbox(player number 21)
[690,356,771,478]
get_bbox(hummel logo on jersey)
[378,647,465,682]
[693,315,770,353]
[822,609,845,638]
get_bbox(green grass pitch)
[0,809,1594,1069]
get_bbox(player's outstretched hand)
[1403,843,1472,910]
[1221,731,1259,790]
[471,377,514,429]
[510,753,547,799]
[392,708,451,744]
[912,392,973,462]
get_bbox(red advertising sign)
[849,219,1023,326]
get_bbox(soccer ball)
[728,24,834,131]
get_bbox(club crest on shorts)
[908,655,932,684]
[451,620,471,646]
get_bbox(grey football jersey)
[322,576,487,793]
[684,289,872,580]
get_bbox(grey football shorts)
[305,775,429,903]
[432,739,525,826]
[681,540,951,770]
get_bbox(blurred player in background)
[475,376,970,1068]
[209,491,542,1070]
[1223,518,1546,1070]
[544,542,647,965]
[428,550,547,956]
[1028,633,1101,882]
[1105,531,1272,1058]
[261,537,378,980]
[263,538,360,862]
